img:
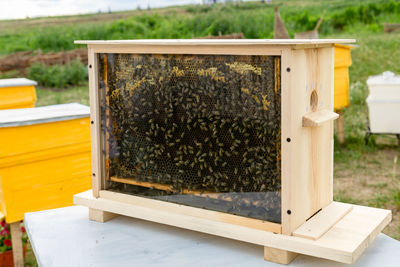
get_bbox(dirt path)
[334,142,400,240]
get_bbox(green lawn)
[35,83,89,107]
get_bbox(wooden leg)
[264,246,298,265]
[89,208,118,223]
[10,222,24,267]
[336,110,345,144]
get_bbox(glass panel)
[98,53,281,223]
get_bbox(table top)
[25,206,400,267]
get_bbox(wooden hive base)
[74,190,391,265]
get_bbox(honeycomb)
[99,53,282,223]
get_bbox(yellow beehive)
[0,103,92,223]
[334,44,353,110]
[0,78,37,109]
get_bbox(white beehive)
[367,71,400,133]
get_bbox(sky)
[0,0,204,20]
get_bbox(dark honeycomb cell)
[99,53,282,223]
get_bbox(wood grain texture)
[103,54,110,181]
[75,39,355,45]
[90,45,283,55]
[302,109,339,127]
[264,246,298,265]
[79,39,353,56]
[280,48,292,236]
[89,208,118,223]
[74,190,391,264]
[10,222,24,267]
[281,46,335,235]
[88,49,102,198]
[293,202,353,240]
[97,190,282,233]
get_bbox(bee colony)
[100,53,282,223]
[74,39,391,265]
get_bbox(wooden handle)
[302,109,339,127]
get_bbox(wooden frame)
[74,190,391,264]
[75,39,391,264]
[88,49,102,198]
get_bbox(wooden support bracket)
[89,208,118,223]
[264,246,298,265]
[302,109,339,127]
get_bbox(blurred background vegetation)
[0,0,399,54]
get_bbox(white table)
[25,206,400,267]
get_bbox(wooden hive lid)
[75,39,355,46]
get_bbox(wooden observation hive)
[74,39,391,265]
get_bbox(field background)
[1,0,400,265]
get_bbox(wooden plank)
[74,190,391,264]
[89,208,118,223]
[75,190,282,233]
[90,45,283,56]
[309,46,335,228]
[282,47,335,235]
[293,202,353,240]
[103,54,110,181]
[280,48,292,235]
[88,49,102,198]
[318,204,391,263]
[302,109,339,127]
[99,190,281,233]
[10,222,24,267]
[75,39,356,45]
[264,247,298,265]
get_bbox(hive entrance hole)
[310,90,318,112]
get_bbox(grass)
[24,243,38,266]
[35,83,89,107]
